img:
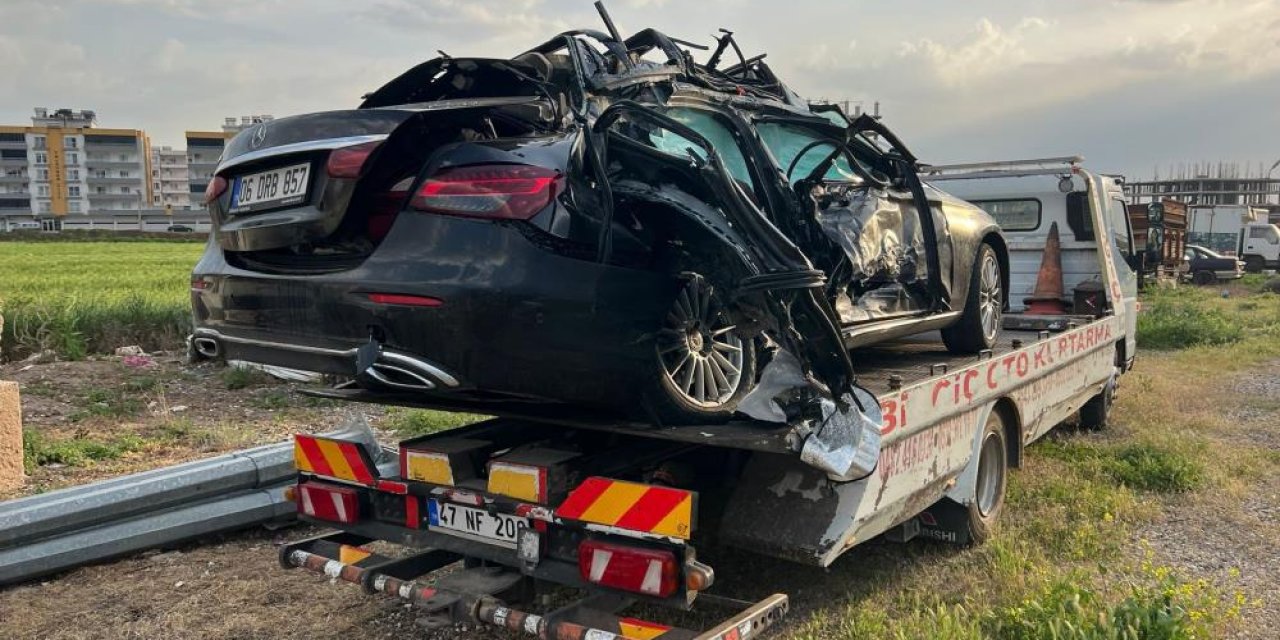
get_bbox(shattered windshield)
[756,122,861,186]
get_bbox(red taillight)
[297,482,360,524]
[367,293,443,307]
[410,164,561,220]
[326,140,382,179]
[578,540,679,598]
[203,176,227,204]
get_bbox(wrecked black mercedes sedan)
[190,25,1008,424]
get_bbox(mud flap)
[914,498,976,545]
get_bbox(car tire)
[942,243,1002,354]
[1244,256,1264,274]
[1192,270,1216,285]
[645,273,757,424]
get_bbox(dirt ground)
[1,354,1278,638]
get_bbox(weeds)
[1136,289,1242,349]
[221,365,263,390]
[22,430,145,472]
[71,386,146,421]
[382,408,485,438]
[1037,439,1203,494]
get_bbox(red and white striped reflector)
[297,482,360,524]
[578,539,679,598]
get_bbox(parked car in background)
[1182,244,1244,284]
[190,26,1007,423]
[166,225,194,233]
[1186,204,1279,273]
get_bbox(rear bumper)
[192,213,676,408]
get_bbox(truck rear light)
[326,140,382,179]
[409,164,562,220]
[578,540,679,598]
[684,558,715,592]
[487,461,548,503]
[203,175,227,204]
[297,482,360,524]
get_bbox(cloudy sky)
[2,0,1277,178]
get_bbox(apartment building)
[151,145,191,210]
[185,115,270,202]
[0,108,151,230]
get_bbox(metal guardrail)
[0,416,396,586]
[0,441,295,549]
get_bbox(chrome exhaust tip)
[193,337,220,359]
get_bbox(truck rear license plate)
[428,500,525,549]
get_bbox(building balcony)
[0,174,28,182]
[88,192,143,200]
[88,175,141,183]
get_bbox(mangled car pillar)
[590,100,881,481]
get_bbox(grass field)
[0,241,202,359]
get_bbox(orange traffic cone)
[1024,221,1066,315]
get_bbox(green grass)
[221,365,264,390]
[22,430,145,472]
[0,241,201,360]
[382,408,487,438]
[1037,439,1204,494]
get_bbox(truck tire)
[1079,368,1117,431]
[965,409,1009,544]
[1244,256,1265,274]
[942,243,1002,354]
[920,408,1008,545]
[1192,270,1216,285]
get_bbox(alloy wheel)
[657,276,745,409]
[978,253,1002,343]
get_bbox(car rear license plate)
[428,500,526,549]
[230,162,310,213]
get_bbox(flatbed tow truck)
[277,157,1138,640]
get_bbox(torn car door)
[589,100,857,405]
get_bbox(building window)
[41,218,61,231]
[37,168,49,181]
[33,136,47,150]
[66,152,78,165]
[68,200,81,213]
[37,201,50,213]
[119,186,130,194]
[34,152,47,165]
[119,170,129,178]
[63,137,77,149]
[118,154,128,161]
[68,169,79,180]
[96,186,105,194]
[68,185,80,197]
[37,184,49,197]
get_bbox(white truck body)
[1187,204,1280,270]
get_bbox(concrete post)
[0,381,23,492]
